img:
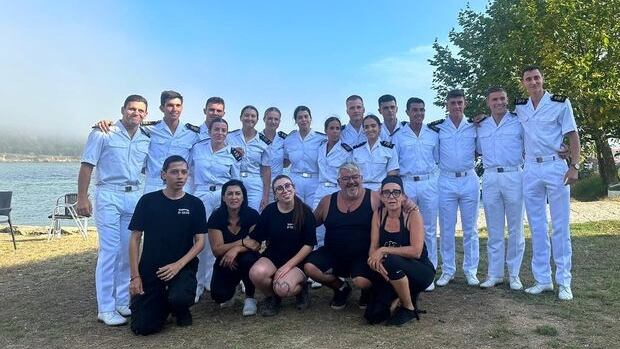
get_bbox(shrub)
[571,175,607,201]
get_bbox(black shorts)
[306,246,372,280]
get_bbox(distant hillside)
[0,132,84,157]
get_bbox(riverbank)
[0,153,80,162]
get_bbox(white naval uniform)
[476,113,525,280]
[340,123,367,146]
[142,121,200,194]
[516,92,577,287]
[189,139,242,294]
[393,123,440,268]
[227,129,271,211]
[198,121,211,141]
[263,130,287,203]
[435,117,480,277]
[81,120,150,313]
[284,129,326,205]
[380,119,406,143]
[352,140,399,191]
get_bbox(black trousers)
[130,266,197,335]
[210,251,259,304]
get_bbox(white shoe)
[525,283,554,294]
[219,298,235,308]
[425,282,435,292]
[480,277,503,288]
[308,278,322,289]
[509,276,523,290]
[465,273,480,286]
[242,298,257,316]
[558,285,573,301]
[435,273,454,287]
[97,311,127,326]
[115,305,131,317]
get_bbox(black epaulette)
[229,129,240,134]
[141,120,161,126]
[510,112,517,117]
[341,124,347,130]
[139,126,151,138]
[551,94,567,103]
[427,119,444,132]
[231,148,243,161]
[400,121,408,127]
[259,132,272,145]
[277,131,288,139]
[185,123,200,133]
[380,141,395,149]
[514,98,528,105]
[353,141,367,149]
[467,116,487,123]
[315,131,326,136]
[341,143,353,152]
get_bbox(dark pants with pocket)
[210,251,260,304]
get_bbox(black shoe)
[385,306,419,327]
[295,282,311,310]
[261,296,281,317]
[174,309,193,327]
[330,281,352,310]
[358,288,371,309]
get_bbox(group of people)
[76,65,581,333]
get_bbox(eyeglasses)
[338,175,361,182]
[380,189,402,198]
[274,182,294,193]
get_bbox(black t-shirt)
[250,202,317,268]
[129,191,207,280]
[207,208,260,261]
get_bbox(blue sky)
[1,0,488,137]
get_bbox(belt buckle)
[302,172,310,178]
[124,186,132,192]
[413,176,421,181]
[209,185,217,191]
[497,167,504,173]
[240,172,248,177]
[536,157,543,163]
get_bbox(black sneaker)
[174,308,193,327]
[330,281,352,310]
[295,282,311,310]
[385,306,419,327]
[358,288,371,309]
[261,296,281,317]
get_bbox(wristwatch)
[570,163,580,170]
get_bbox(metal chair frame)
[47,193,88,239]
[0,191,17,250]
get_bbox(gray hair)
[338,161,361,176]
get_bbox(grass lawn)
[1,220,619,349]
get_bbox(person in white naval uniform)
[377,94,406,142]
[227,105,272,211]
[340,95,368,146]
[352,114,399,191]
[198,96,226,141]
[261,107,288,189]
[393,97,439,291]
[433,89,481,287]
[77,94,151,326]
[283,106,326,205]
[189,117,242,302]
[516,65,580,301]
[476,87,525,290]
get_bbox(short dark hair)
[446,89,465,100]
[205,96,225,108]
[264,106,281,117]
[378,94,396,106]
[324,116,341,131]
[209,117,228,130]
[406,97,425,110]
[521,64,542,77]
[293,105,312,120]
[123,95,148,109]
[363,114,382,126]
[485,86,506,97]
[240,105,259,118]
[160,90,183,106]
[162,155,187,172]
[346,95,364,104]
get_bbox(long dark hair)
[212,179,254,230]
[272,174,309,231]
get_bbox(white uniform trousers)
[312,183,340,247]
[523,159,572,286]
[438,170,480,276]
[94,187,141,313]
[289,172,319,206]
[481,169,525,279]
[241,174,263,211]
[194,188,221,294]
[403,176,439,269]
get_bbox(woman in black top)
[366,176,435,326]
[247,175,317,316]
[208,180,261,316]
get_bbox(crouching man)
[128,155,207,335]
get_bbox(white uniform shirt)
[352,140,399,184]
[515,91,577,158]
[340,123,367,146]
[81,120,150,186]
[143,121,200,183]
[284,130,326,175]
[263,130,287,178]
[227,129,271,175]
[393,124,439,176]
[189,139,241,186]
[380,119,406,143]
[317,140,353,185]
[437,117,477,172]
[476,112,524,168]
[198,122,210,141]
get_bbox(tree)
[430,0,620,185]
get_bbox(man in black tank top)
[304,162,383,310]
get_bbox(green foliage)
[571,175,607,201]
[535,325,558,336]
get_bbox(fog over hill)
[0,128,85,156]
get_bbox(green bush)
[571,175,607,201]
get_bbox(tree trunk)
[594,132,619,186]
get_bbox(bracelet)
[241,239,246,247]
[130,275,141,281]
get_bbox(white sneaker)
[435,273,454,287]
[480,277,503,288]
[242,298,257,316]
[465,273,480,286]
[425,282,435,292]
[509,276,523,290]
[308,278,322,289]
[115,305,131,317]
[219,298,235,308]
[558,285,573,301]
[97,311,127,326]
[525,283,554,294]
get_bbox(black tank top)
[379,209,433,268]
[324,188,373,259]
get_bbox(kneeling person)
[128,155,207,335]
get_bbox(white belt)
[240,171,260,178]
[440,170,473,178]
[195,184,221,192]
[98,184,140,192]
[322,182,337,187]
[525,155,560,163]
[402,174,432,182]
[484,166,520,173]
[293,172,316,178]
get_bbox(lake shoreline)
[0,153,80,162]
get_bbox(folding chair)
[0,191,17,250]
[47,193,89,239]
